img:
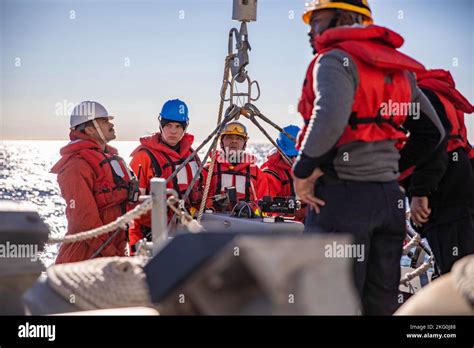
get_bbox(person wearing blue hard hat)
[276,124,300,157]
[158,98,189,133]
[261,124,306,221]
[128,99,202,253]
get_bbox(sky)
[0,0,473,142]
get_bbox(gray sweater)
[293,49,445,182]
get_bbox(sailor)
[293,0,446,314]
[261,125,306,221]
[51,101,137,264]
[470,145,474,170]
[202,121,268,212]
[129,99,202,252]
[401,69,474,274]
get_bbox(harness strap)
[161,152,182,196]
[98,153,129,191]
[140,148,163,178]
[348,110,408,134]
[283,169,295,197]
[216,163,255,200]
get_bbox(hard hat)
[302,0,373,25]
[276,125,300,157]
[221,121,249,140]
[159,99,189,124]
[70,101,114,129]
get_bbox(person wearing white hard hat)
[51,101,138,264]
[69,100,117,147]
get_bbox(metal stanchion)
[150,178,168,255]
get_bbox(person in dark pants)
[403,69,474,275]
[304,181,406,315]
[294,1,446,315]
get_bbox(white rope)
[49,191,204,246]
[48,198,153,244]
[197,55,233,223]
[400,256,434,286]
[198,150,218,222]
[402,233,421,255]
[47,256,153,310]
[168,196,204,233]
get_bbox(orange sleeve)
[129,150,156,227]
[57,158,120,256]
[130,150,155,194]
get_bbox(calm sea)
[0,140,273,266]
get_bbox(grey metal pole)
[150,177,168,255]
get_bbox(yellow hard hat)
[221,121,249,140]
[302,0,373,25]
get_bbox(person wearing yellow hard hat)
[293,0,446,315]
[302,0,373,25]
[302,0,373,56]
[202,121,269,212]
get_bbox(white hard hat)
[70,101,114,129]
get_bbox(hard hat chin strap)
[92,119,108,144]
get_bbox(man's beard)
[310,40,318,55]
[309,34,318,55]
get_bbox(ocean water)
[0,140,273,267]
[1,140,418,269]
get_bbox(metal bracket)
[228,22,251,83]
[223,74,260,106]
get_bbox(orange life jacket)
[417,69,474,152]
[261,151,307,222]
[51,132,133,263]
[128,133,202,253]
[203,150,261,205]
[213,161,259,202]
[51,137,133,214]
[261,151,295,197]
[297,25,425,149]
[130,133,202,201]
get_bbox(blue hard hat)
[276,125,300,157]
[159,99,189,123]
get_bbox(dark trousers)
[304,179,406,315]
[423,206,474,274]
